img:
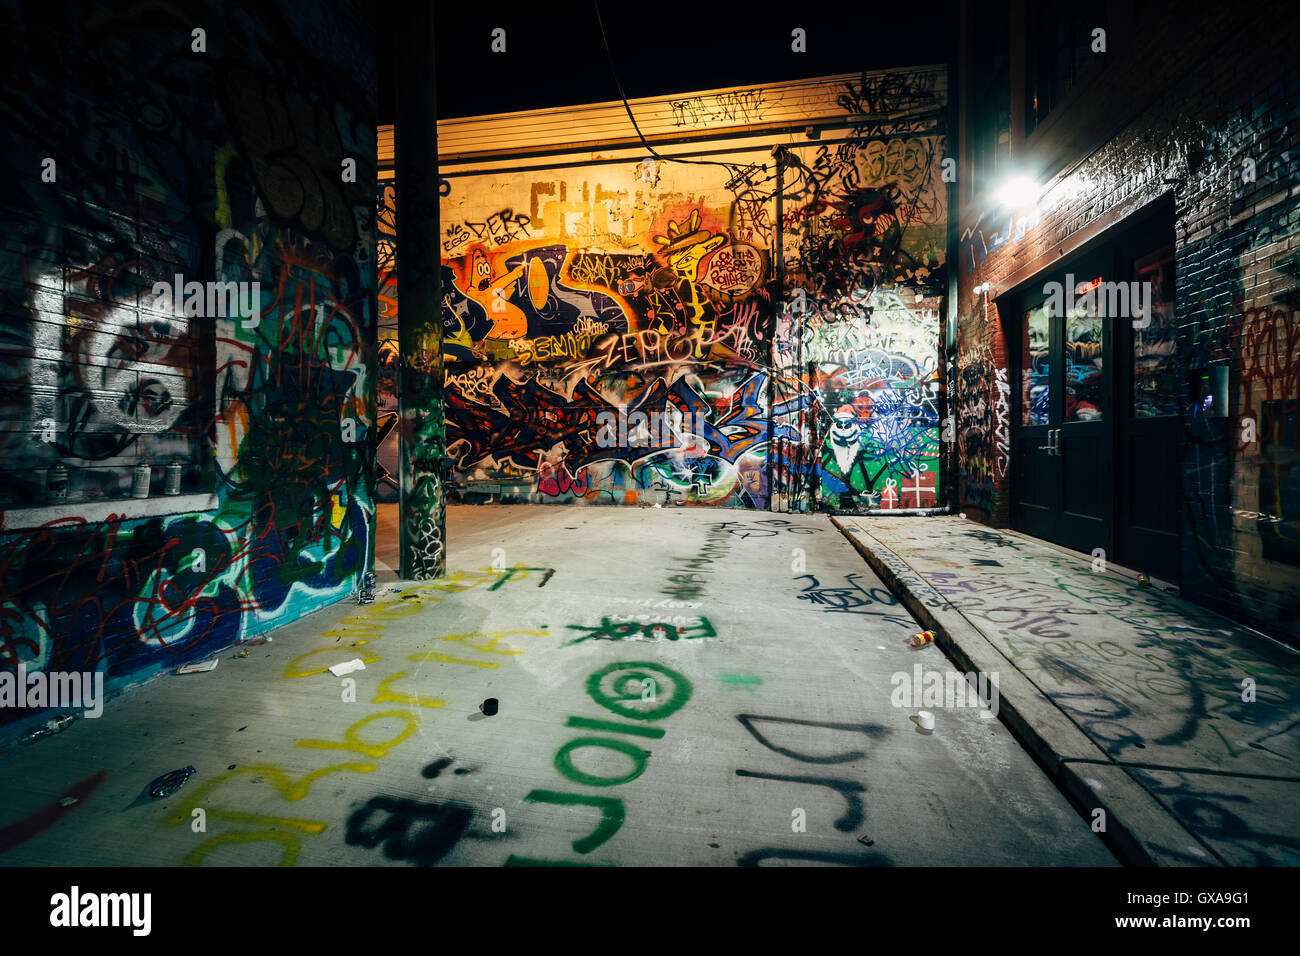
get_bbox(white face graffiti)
[829,412,862,475]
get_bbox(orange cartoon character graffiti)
[457,247,529,339]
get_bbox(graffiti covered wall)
[774,119,948,511]
[1178,135,1300,640]
[954,1,1300,643]
[380,69,947,511]
[438,185,781,508]
[0,0,378,721]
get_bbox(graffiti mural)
[431,191,788,507]
[0,2,378,717]
[773,126,948,513]
[400,70,948,511]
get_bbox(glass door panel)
[1022,304,1051,425]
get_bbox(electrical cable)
[593,1,944,513]
[593,1,752,178]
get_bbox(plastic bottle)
[907,630,936,648]
[19,713,74,745]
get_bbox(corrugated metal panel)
[378,66,946,168]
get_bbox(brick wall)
[956,0,1300,642]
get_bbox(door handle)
[1037,428,1061,456]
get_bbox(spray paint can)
[132,461,152,498]
[165,459,183,495]
[47,463,68,503]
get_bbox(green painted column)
[394,7,445,580]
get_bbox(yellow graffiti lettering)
[372,671,446,709]
[297,710,419,759]
[406,651,500,669]
[367,601,424,618]
[184,830,301,867]
[440,630,547,656]
[283,646,384,679]
[164,762,372,827]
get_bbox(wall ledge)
[1,493,220,533]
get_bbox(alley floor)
[837,516,1300,866]
[0,506,1116,867]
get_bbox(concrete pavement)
[834,515,1300,866]
[0,506,1115,866]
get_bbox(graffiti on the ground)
[507,661,692,865]
[794,571,913,626]
[159,568,541,865]
[867,521,1300,782]
[732,713,891,866]
[563,616,717,646]
[660,521,733,601]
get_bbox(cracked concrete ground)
[0,506,1116,866]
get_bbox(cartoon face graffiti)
[471,249,493,292]
[654,211,729,283]
[651,209,728,345]
[828,405,863,476]
[455,247,528,339]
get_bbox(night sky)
[377,3,960,123]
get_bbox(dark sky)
[378,3,959,124]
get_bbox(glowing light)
[995,174,1041,210]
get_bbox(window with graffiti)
[1022,305,1051,426]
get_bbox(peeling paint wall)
[0,0,378,721]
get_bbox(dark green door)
[1011,249,1114,559]
[1113,215,1181,582]
[1009,204,1180,582]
